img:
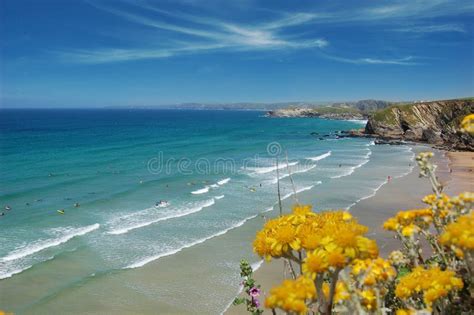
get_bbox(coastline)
[226,147,472,315]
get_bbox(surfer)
[57,209,65,214]
[155,200,169,208]
[5,205,11,211]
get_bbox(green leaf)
[233,298,245,305]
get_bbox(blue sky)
[1,0,473,107]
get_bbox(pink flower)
[252,297,260,308]
[249,287,261,297]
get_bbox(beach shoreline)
[226,147,473,315]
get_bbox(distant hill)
[111,99,395,111]
[266,99,395,119]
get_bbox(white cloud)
[393,24,466,33]
[322,55,419,66]
[59,0,472,64]
[59,1,328,63]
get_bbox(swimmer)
[74,203,80,208]
[5,205,11,211]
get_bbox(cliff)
[365,99,474,151]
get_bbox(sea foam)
[124,214,259,269]
[107,199,216,235]
[246,161,299,175]
[1,223,100,263]
[306,151,331,161]
[191,186,210,194]
[217,178,231,185]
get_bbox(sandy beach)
[227,147,473,315]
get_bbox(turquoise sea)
[0,109,415,314]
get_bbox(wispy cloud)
[60,1,327,63]
[322,54,419,66]
[392,24,466,33]
[360,0,474,21]
[57,0,472,65]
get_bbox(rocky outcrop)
[364,99,473,151]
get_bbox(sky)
[0,0,473,108]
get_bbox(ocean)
[0,109,414,314]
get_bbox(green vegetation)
[306,106,361,115]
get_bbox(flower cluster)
[254,205,377,268]
[439,212,474,257]
[351,258,396,287]
[265,276,316,314]
[423,192,473,219]
[383,208,433,237]
[395,266,463,309]
[350,258,396,311]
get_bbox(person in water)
[5,205,11,211]
[74,203,80,208]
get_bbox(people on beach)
[388,175,392,182]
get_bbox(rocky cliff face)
[365,100,473,151]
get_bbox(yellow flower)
[401,224,419,237]
[292,204,313,216]
[395,266,463,308]
[321,281,350,304]
[351,258,396,287]
[303,249,328,277]
[270,221,301,254]
[265,276,316,315]
[396,309,414,315]
[460,113,474,134]
[356,236,379,259]
[383,208,434,236]
[326,247,346,268]
[253,230,273,261]
[439,212,474,253]
[360,289,377,310]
